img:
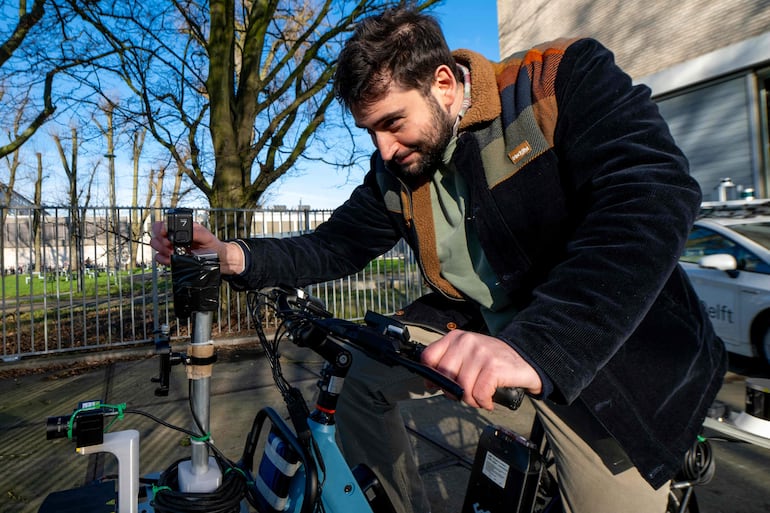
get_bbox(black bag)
[391,293,488,335]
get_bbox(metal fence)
[0,206,426,361]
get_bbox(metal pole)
[190,310,213,474]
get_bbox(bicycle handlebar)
[263,287,525,411]
[312,316,466,399]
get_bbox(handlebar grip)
[399,358,464,400]
[408,341,525,410]
[492,387,526,411]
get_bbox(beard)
[385,94,454,178]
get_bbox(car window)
[681,226,735,262]
[681,225,770,274]
[728,222,770,251]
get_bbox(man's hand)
[150,221,244,274]
[420,330,542,410]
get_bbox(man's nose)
[373,132,398,161]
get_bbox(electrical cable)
[151,457,247,513]
[679,436,715,485]
[65,404,249,513]
[246,289,329,512]
[127,396,247,512]
[67,392,250,511]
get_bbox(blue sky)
[434,0,500,61]
[265,0,500,210]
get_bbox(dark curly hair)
[333,5,461,111]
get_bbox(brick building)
[497,0,770,200]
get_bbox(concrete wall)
[497,0,770,79]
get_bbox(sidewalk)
[0,343,768,513]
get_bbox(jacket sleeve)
[495,38,702,403]
[224,176,402,291]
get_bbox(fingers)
[192,222,214,247]
[451,341,497,410]
[420,333,449,368]
[150,221,173,265]
[150,220,224,267]
[421,330,540,410]
[421,331,495,409]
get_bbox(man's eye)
[385,118,401,131]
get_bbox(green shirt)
[430,138,517,335]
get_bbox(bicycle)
[39,210,714,513]
[40,282,714,513]
[240,286,715,513]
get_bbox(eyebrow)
[355,107,406,130]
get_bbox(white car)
[679,200,770,366]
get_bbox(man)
[152,6,726,513]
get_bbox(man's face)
[352,84,454,178]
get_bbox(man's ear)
[433,64,458,109]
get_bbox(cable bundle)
[152,458,248,513]
[679,436,715,485]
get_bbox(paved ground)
[0,343,769,513]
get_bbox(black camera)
[46,401,115,448]
[166,208,194,252]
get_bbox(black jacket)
[228,38,726,488]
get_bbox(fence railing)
[0,206,425,361]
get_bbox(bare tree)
[52,128,81,277]
[94,100,124,269]
[1,0,120,162]
[129,127,151,269]
[94,100,118,209]
[1,102,32,274]
[0,0,52,159]
[66,0,440,222]
[1,107,23,215]
[52,127,98,280]
[153,165,166,211]
[33,152,43,273]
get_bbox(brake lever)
[281,301,526,411]
[314,318,466,400]
[362,311,526,411]
[403,339,525,410]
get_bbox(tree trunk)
[129,129,146,269]
[33,152,43,276]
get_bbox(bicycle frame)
[240,348,376,512]
[243,402,379,513]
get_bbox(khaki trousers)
[334,326,669,513]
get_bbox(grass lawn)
[0,269,166,301]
